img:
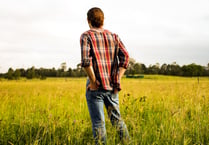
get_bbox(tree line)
[125,59,209,77]
[0,60,209,80]
[0,64,86,80]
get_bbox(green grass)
[0,76,208,144]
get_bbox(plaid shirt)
[80,29,129,91]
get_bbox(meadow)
[0,76,208,145]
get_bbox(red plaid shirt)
[80,29,129,91]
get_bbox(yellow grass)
[0,76,208,144]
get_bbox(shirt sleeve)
[117,36,129,69]
[80,33,92,67]
[112,34,129,91]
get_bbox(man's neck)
[90,27,104,32]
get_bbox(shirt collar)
[90,27,104,33]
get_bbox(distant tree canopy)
[1,60,209,80]
[125,59,209,77]
[1,64,87,80]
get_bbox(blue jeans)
[86,81,130,144]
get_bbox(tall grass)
[0,76,208,144]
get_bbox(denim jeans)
[86,81,130,144]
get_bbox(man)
[80,7,130,144]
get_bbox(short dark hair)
[87,7,104,28]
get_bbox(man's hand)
[84,66,98,90]
[113,88,118,94]
[87,80,100,91]
[112,67,126,94]
[119,67,126,80]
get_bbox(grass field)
[0,76,208,145]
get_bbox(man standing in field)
[80,7,130,144]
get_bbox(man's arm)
[113,35,129,93]
[119,67,126,80]
[80,33,99,90]
[84,66,99,90]
[113,67,126,94]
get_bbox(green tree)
[6,68,14,80]
[147,63,160,74]
[133,63,143,74]
[182,63,204,76]
[159,63,167,75]
[170,64,182,76]
[125,58,136,76]
[26,67,36,79]
[140,63,147,74]
[14,69,21,80]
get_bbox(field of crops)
[0,76,208,145]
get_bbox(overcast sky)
[0,0,209,73]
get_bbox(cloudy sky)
[0,0,209,73]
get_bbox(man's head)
[87,7,104,28]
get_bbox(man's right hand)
[87,80,100,91]
[113,88,118,94]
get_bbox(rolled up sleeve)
[80,33,92,67]
[118,37,129,69]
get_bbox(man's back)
[80,29,129,91]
